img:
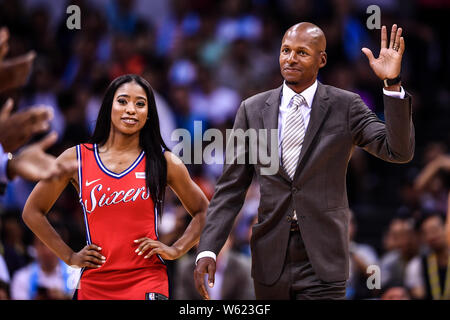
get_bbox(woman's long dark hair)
[89,74,170,213]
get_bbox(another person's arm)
[1,132,76,183]
[22,147,105,269]
[0,98,53,153]
[0,26,36,93]
[414,155,450,192]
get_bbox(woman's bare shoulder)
[57,146,78,162]
[164,151,188,182]
[56,145,80,183]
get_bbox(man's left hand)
[362,24,404,81]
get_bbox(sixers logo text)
[84,182,150,213]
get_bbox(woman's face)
[110,81,148,136]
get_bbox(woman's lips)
[121,118,138,124]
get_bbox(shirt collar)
[281,80,318,109]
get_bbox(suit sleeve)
[349,92,415,163]
[196,101,255,255]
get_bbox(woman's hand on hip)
[134,237,181,260]
[68,244,106,269]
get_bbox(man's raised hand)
[362,24,405,81]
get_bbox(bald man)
[194,23,414,300]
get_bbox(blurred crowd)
[0,0,449,300]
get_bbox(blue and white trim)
[76,145,83,198]
[154,202,165,265]
[76,145,92,245]
[93,144,145,179]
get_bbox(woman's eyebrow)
[117,94,147,101]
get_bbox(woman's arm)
[22,147,105,268]
[135,151,209,260]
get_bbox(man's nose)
[287,51,297,64]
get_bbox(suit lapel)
[261,86,281,136]
[293,82,330,181]
[261,86,291,182]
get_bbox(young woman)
[22,74,209,300]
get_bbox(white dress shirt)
[196,83,406,264]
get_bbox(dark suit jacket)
[197,82,415,285]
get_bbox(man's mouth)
[283,66,301,72]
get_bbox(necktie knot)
[291,94,306,111]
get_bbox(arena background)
[0,0,449,300]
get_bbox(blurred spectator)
[0,254,9,285]
[109,33,146,81]
[1,213,28,277]
[10,235,78,300]
[405,212,450,299]
[0,280,9,300]
[0,216,10,285]
[142,67,178,149]
[190,65,240,128]
[216,38,262,96]
[155,0,200,57]
[215,0,262,44]
[380,285,411,300]
[19,60,66,138]
[105,0,139,35]
[197,14,227,68]
[380,217,419,288]
[346,209,379,299]
[414,154,450,214]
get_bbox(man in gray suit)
[194,22,414,299]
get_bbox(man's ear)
[319,51,327,68]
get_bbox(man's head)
[381,286,411,300]
[416,213,447,252]
[279,22,327,93]
[386,217,417,259]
